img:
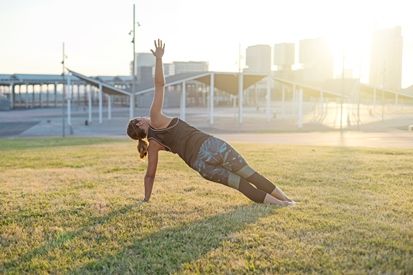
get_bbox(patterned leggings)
[192,137,276,203]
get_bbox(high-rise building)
[299,37,333,83]
[245,45,271,74]
[274,43,295,71]
[369,26,403,91]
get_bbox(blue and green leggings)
[193,137,276,203]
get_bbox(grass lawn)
[0,137,412,274]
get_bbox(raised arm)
[149,39,170,128]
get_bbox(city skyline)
[1,0,413,88]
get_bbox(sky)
[1,0,412,87]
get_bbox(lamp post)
[129,4,141,118]
[131,4,136,116]
[61,42,67,137]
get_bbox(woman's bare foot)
[271,186,293,202]
[263,194,293,206]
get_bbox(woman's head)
[127,118,147,140]
[127,118,149,158]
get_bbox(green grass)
[0,137,412,274]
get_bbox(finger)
[162,43,165,51]
[154,40,157,48]
[150,49,155,56]
[158,38,161,48]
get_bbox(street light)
[129,4,141,118]
[61,42,67,137]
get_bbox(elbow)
[145,174,155,180]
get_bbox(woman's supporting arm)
[144,175,155,202]
[143,142,159,202]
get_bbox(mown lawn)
[0,137,412,274]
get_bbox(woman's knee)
[238,179,266,203]
[235,165,256,178]
[200,169,241,190]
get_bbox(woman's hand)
[150,39,165,59]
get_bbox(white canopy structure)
[5,69,410,130]
[68,69,349,128]
[68,69,133,124]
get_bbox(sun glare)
[327,29,371,81]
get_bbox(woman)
[127,39,294,206]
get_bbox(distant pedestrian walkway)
[0,121,39,137]
[1,107,413,148]
[217,131,413,148]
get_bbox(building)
[130,52,155,75]
[136,53,155,68]
[173,61,208,74]
[129,53,156,84]
[242,45,271,106]
[137,66,153,83]
[273,43,295,81]
[133,60,209,108]
[244,45,271,74]
[163,63,175,77]
[369,26,403,91]
[171,61,209,107]
[130,54,208,78]
[298,37,334,83]
[274,43,295,71]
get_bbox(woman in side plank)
[127,39,294,206]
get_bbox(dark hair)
[127,119,148,159]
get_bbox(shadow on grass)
[74,204,276,274]
[1,202,139,271]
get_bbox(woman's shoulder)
[148,139,167,151]
[149,116,178,130]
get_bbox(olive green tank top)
[147,118,210,167]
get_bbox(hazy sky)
[1,0,412,87]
